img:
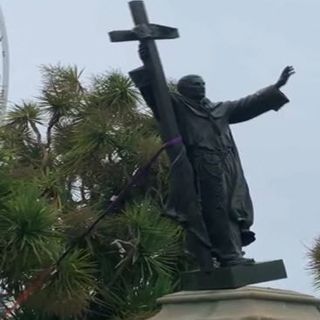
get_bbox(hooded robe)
[130,66,289,261]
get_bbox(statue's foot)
[220,257,255,268]
[241,230,256,247]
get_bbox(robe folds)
[130,66,289,260]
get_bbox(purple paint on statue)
[164,136,183,148]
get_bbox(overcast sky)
[1,0,320,296]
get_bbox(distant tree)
[0,65,185,320]
[308,237,320,292]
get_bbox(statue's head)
[177,75,206,101]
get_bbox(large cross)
[109,1,180,144]
[109,1,213,272]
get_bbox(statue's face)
[177,75,206,101]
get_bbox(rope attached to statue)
[0,136,183,320]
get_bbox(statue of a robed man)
[130,44,294,267]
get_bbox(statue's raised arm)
[225,66,295,124]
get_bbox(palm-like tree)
[308,237,320,292]
[0,65,184,320]
[6,102,43,144]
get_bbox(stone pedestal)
[148,286,320,320]
[182,260,287,290]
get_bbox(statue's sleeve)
[129,66,160,120]
[226,85,289,124]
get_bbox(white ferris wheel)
[0,6,9,120]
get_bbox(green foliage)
[91,71,140,117]
[29,250,97,318]
[6,102,43,131]
[308,237,320,290]
[40,64,84,119]
[0,65,184,319]
[98,200,183,319]
[0,185,60,282]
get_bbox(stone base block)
[148,286,320,320]
[182,260,287,290]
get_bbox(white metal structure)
[0,6,9,120]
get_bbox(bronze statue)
[131,45,294,266]
[110,0,295,272]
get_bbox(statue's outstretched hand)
[275,66,295,88]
